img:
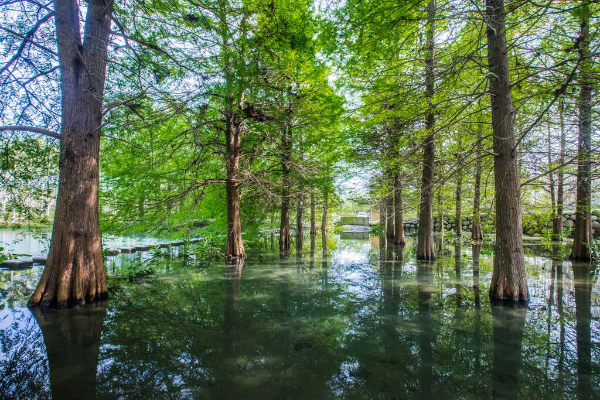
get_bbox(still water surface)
[1,234,599,399]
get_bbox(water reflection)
[32,302,107,399]
[573,262,593,400]
[491,301,527,399]
[0,238,598,398]
[417,261,434,398]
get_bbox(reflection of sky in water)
[0,233,599,398]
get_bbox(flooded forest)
[0,0,599,398]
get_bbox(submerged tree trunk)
[296,194,304,250]
[225,105,245,258]
[321,189,328,255]
[394,172,405,245]
[455,136,463,238]
[548,122,559,241]
[571,4,593,261]
[437,188,444,236]
[279,118,293,251]
[486,0,527,301]
[386,192,395,238]
[554,101,565,240]
[417,0,436,260]
[310,192,317,235]
[29,0,113,308]
[455,166,463,239]
[472,135,483,241]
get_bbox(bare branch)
[0,12,55,76]
[0,125,60,139]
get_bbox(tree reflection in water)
[33,302,106,400]
[417,260,434,399]
[0,309,50,398]
[573,262,593,400]
[0,239,598,398]
[491,299,527,399]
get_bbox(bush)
[586,240,599,267]
[370,224,385,236]
[522,210,552,236]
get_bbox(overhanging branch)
[0,125,61,139]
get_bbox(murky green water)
[1,235,599,399]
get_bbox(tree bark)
[296,194,304,252]
[28,0,113,308]
[417,0,436,260]
[279,116,292,251]
[225,103,245,258]
[454,165,463,238]
[472,138,483,241]
[548,122,560,241]
[486,0,527,301]
[310,191,317,235]
[321,188,328,254]
[555,100,565,239]
[571,4,593,261]
[437,188,444,235]
[385,192,395,238]
[393,171,405,244]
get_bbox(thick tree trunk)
[472,134,483,241]
[455,167,462,238]
[393,172,405,244]
[548,123,560,241]
[310,191,317,235]
[225,106,245,258]
[28,0,113,308]
[279,122,292,251]
[279,186,291,250]
[321,189,328,254]
[32,301,107,399]
[472,243,481,308]
[555,101,565,239]
[571,5,593,261]
[437,188,444,235]
[486,0,527,301]
[296,194,304,252]
[417,0,436,260]
[386,192,394,238]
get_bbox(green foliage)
[191,234,225,261]
[522,211,552,237]
[370,225,384,236]
[585,240,600,267]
